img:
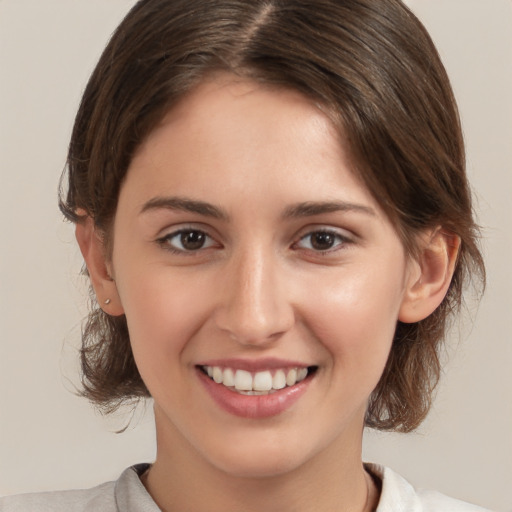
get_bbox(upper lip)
[196,357,312,372]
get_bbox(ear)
[75,216,125,316]
[399,228,460,323]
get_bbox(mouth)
[199,365,318,395]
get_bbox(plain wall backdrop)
[0,1,511,510]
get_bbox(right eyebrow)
[140,196,229,221]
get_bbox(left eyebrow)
[282,201,376,219]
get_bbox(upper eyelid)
[291,226,357,253]
[157,228,214,241]
[295,225,354,240]
[155,223,216,239]
[296,230,351,244]
[156,228,219,255]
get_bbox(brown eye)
[160,229,215,252]
[296,230,348,252]
[180,231,206,250]
[310,232,337,250]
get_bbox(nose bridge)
[215,242,293,344]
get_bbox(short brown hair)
[60,0,485,432]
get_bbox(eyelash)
[156,227,352,256]
[293,229,352,255]
[156,228,217,254]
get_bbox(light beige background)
[0,1,511,510]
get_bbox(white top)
[0,463,493,511]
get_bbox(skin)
[77,74,457,512]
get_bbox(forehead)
[152,73,343,152]
[128,73,369,200]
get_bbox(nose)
[214,247,295,346]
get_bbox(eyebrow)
[140,196,229,220]
[140,196,375,220]
[282,201,376,218]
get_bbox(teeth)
[234,370,253,391]
[203,365,312,393]
[272,370,286,390]
[223,368,235,387]
[213,366,223,384]
[297,367,308,382]
[286,368,297,386]
[253,370,273,391]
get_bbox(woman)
[0,0,490,510]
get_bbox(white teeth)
[297,367,308,382]
[223,368,235,387]
[203,365,312,393]
[212,366,223,384]
[272,370,287,390]
[253,370,273,391]
[234,370,253,391]
[286,368,297,386]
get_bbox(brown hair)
[60,0,485,431]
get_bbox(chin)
[212,450,307,480]
[198,428,321,479]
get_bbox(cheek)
[302,263,405,378]
[115,267,212,369]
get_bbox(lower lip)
[197,369,312,419]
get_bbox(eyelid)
[293,226,354,253]
[155,225,220,254]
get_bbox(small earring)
[104,299,111,305]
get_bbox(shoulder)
[366,463,494,512]
[0,481,116,512]
[414,489,493,512]
[0,464,155,512]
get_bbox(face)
[109,74,413,478]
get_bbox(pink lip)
[196,365,313,419]
[196,357,309,372]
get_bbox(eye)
[158,229,217,253]
[295,230,349,252]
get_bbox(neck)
[142,411,379,512]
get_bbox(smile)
[201,366,314,395]
[197,362,317,418]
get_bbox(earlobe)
[75,216,125,316]
[398,228,460,324]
